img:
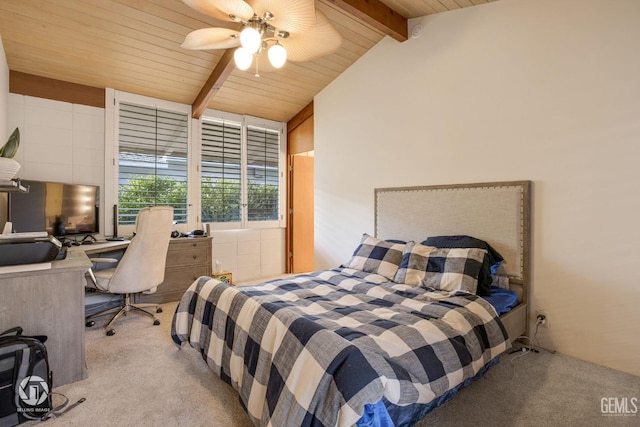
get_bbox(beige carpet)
[41,302,252,427]
[37,301,639,427]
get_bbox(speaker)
[106,204,125,241]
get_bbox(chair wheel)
[153,319,160,326]
[106,329,116,336]
[85,320,95,327]
[156,307,163,313]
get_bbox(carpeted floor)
[40,302,252,427]
[38,301,639,427]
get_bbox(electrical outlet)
[536,310,549,328]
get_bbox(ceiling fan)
[181,0,343,76]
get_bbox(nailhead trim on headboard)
[374,180,530,287]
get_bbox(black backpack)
[0,327,53,426]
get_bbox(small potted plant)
[0,127,20,181]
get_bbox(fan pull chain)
[254,53,260,77]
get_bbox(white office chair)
[85,206,173,336]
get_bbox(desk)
[0,237,210,387]
[76,237,213,304]
[0,251,91,387]
[76,240,131,255]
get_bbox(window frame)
[199,108,287,230]
[105,92,286,237]
[106,90,195,236]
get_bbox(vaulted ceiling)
[0,0,497,122]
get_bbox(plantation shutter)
[118,102,188,224]
[246,125,280,222]
[201,118,242,223]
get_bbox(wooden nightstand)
[211,271,232,285]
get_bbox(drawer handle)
[192,255,197,259]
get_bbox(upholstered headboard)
[375,181,531,303]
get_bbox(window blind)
[201,118,242,223]
[118,102,188,225]
[246,125,280,222]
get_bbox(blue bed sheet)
[356,358,501,426]
[483,286,519,315]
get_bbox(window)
[107,92,285,234]
[200,113,285,229]
[117,101,189,225]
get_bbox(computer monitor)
[8,180,100,241]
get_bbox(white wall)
[6,94,106,236]
[8,95,105,185]
[211,228,286,283]
[315,0,640,376]
[0,36,8,142]
[0,37,9,225]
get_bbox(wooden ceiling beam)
[324,0,408,42]
[287,101,314,134]
[9,71,105,108]
[191,49,235,119]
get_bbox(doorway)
[286,103,314,273]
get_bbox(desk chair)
[85,206,173,336]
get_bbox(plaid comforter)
[171,268,510,427]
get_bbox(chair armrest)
[89,257,119,264]
[86,258,118,288]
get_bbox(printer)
[0,233,62,267]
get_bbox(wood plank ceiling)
[0,0,497,122]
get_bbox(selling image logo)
[17,375,49,408]
[601,397,638,417]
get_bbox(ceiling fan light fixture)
[234,47,253,70]
[181,1,343,76]
[240,26,261,53]
[268,43,287,68]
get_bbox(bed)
[171,180,531,426]
[374,181,531,343]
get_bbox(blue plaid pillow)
[422,235,503,296]
[343,234,406,280]
[394,242,487,293]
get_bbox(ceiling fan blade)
[281,10,342,62]
[247,0,316,33]
[181,28,241,50]
[182,0,254,22]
